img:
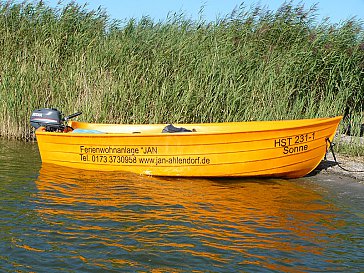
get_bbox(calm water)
[0,139,363,272]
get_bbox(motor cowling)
[30,108,63,131]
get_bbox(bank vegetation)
[0,1,363,155]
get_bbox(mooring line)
[325,138,364,173]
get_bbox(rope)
[325,138,364,173]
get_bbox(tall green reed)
[0,1,363,146]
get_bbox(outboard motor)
[30,108,82,132]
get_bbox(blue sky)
[44,0,364,24]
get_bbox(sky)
[43,0,364,25]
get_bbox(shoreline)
[314,154,364,182]
[313,134,364,182]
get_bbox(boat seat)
[71,129,105,134]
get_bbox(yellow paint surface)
[35,116,342,178]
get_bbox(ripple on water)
[0,139,363,272]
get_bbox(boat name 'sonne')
[283,144,308,155]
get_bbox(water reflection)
[31,163,348,272]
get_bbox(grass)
[0,1,363,155]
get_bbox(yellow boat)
[30,109,342,178]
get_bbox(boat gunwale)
[35,116,343,138]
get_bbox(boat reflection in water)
[33,163,344,272]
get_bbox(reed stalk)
[0,1,363,155]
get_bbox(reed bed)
[0,1,363,154]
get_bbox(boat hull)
[35,116,342,178]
